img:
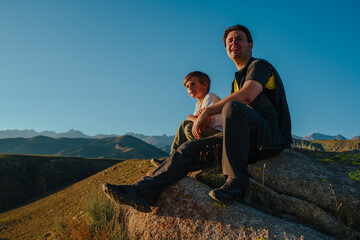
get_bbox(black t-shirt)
[232,57,292,148]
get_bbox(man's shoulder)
[247,58,277,76]
[249,57,271,68]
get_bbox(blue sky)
[1,0,359,139]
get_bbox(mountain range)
[0,135,168,159]
[0,129,174,151]
[0,129,90,139]
[1,129,359,142]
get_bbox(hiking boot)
[102,183,152,213]
[208,177,245,204]
[150,158,165,167]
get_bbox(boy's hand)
[194,108,204,117]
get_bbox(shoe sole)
[150,159,161,167]
[208,191,243,204]
[102,184,152,213]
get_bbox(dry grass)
[55,191,126,240]
[0,158,155,240]
[295,139,360,152]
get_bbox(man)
[102,25,292,212]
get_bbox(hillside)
[0,135,168,159]
[0,157,155,239]
[292,138,360,152]
[0,154,122,213]
[312,139,360,152]
[291,138,325,151]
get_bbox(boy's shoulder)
[207,92,221,101]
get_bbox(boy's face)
[185,77,208,99]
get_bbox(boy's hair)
[184,71,211,93]
[223,25,253,47]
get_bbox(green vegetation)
[194,144,225,188]
[349,170,360,181]
[313,152,360,166]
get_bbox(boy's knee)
[180,120,191,128]
[184,122,192,131]
[182,122,194,140]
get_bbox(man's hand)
[192,109,210,139]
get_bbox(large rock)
[115,149,360,239]
[247,149,360,238]
[118,177,333,239]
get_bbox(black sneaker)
[102,183,152,213]
[208,177,245,204]
[150,158,165,167]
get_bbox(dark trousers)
[133,101,284,204]
[170,120,220,155]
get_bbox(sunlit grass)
[56,192,128,240]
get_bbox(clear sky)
[1,0,359,139]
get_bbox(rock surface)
[116,149,360,239]
[247,149,360,238]
[118,177,333,240]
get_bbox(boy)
[151,71,222,166]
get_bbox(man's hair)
[184,71,211,93]
[223,25,253,47]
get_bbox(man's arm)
[192,80,263,139]
[187,111,211,127]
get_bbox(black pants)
[133,101,284,204]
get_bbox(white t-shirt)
[194,93,223,131]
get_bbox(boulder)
[115,149,360,239]
[247,149,360,238]
[118,177,333,239]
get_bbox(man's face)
[225,30,253,61]
[185,77,208,99]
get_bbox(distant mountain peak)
[0,129,91,139]
[303,133,347,141]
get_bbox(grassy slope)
[0,153,123,213]
[0,158,155,240]
[313,139,360,152]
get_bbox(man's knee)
[178,139,194,152]
[222,101,248,122]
